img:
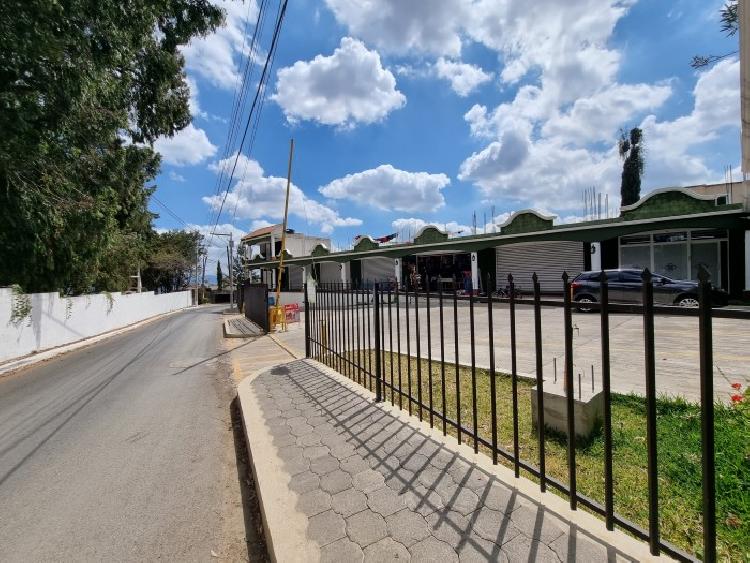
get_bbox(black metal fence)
[243,283,269,332]
[303,271,748,562]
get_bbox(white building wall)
[0,289,192,364]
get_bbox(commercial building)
[247,187,750,299]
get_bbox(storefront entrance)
[402,252,472,291]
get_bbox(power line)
[208,0,289,247]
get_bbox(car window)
[619,271,642,283]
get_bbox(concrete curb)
[236,362,319,563]
[0,306,196,378]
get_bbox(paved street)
[0,306,258,562]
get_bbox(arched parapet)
[413,225,449,245]
[499,209,555,234]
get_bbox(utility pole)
[195,237,200,305]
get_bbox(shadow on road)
[230,396,269,562]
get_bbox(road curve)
[0,306,246,562]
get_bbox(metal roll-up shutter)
[495,241,584,292]
[361,256,393,283]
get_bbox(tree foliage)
[0,0,223,293]
[141,230,201,293]
[216,262,224,291]
[618,127,644,207]
[691,1,738,68]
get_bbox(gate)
[243,283,269,332]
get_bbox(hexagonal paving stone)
[298,489,332,516]
[470,507,520,545]
[289,470,320,494]
[458,467,491,491]
[416,465,450,489]
[499,535,558,562]
[509,504,566,544]
[480,483,522,515]
[400,484,445,516]
[425,509,474,546]
[409,536,458,563]
[320,537,364,563]
[352,469,386,494]
[346,510,388,547]
[277,445,304,462]
[272,433,297,448]
[307,509,347,547]
[445,488,481,516]
[384,469,417,493]
[400,453,430,473]
[320,469,353,494]
[297,432,323,447]
[290,423,315,437]
[310,455,340,476]
[385,509,430,547]
[328,441,357,459]
[303,445,330,460]
[284,456,310,476]
[340,455,371,476]
[366,486,407,517]
[456,534,508,563]
[331,488,368,517]
[362,537,410,562]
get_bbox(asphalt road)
[0,306,253,562]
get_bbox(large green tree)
[141,230,201,293]
[0,0,223,293]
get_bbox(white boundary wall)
[0,288,192,363]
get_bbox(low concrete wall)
[0,288,192,363]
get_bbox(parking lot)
[276,297,749,403]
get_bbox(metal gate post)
[304,282,310,358]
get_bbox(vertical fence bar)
[388,287,394,404]
[697,268,716,563]
[426,286,433,427]
[341,283,347,377]
[599,271,614,530]
[396,286,403,409]
[487,276,498,465]
[415,287,423,422]
[453,289,461,444]
[439,287,446,435]
[406,288,412,416]
[470,283,478,453]
[562,272,577,510]
[347,283,354,381]
[532,273,546,492]
[508,274,519,478]
[304,282,310,357]
[380,286,387,399]
[356,283,363,385]
[366,282,372,390]
[337,283,343,375]
[374,283,382,402]
[641,269,660,555]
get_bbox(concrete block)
[530,385,603,438]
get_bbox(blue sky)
[151,0,741,268]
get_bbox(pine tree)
[618,128,644,207]
[217,262,224,291]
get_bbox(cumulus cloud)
[324,0,467,56]
[391,218,473,240]
[319,165,450,213]
[435,58,493,96]
[181,0,259,90]
[168,171,186,182]
[272,37,406,127]
[203,154,362,234]
[154,123,218,166]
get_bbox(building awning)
[240,224,281,245]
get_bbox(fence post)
[641,269,660,555]
[562,271,577,509]
[304,282,310,358]
[374,282,383,402]
[599,271,614,530]
[698,267,716,563]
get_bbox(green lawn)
[327,350,749,561]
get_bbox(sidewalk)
[232,335,668,562]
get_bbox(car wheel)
[576,296,595,313]
[677,296,699,308]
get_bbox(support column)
[745,231,750,291]
[591,242,602,271]
[471,252,478,292]
[394,258,402,289]
[340,262,348,284]
[272,269,277,290]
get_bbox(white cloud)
[186,77,205,118]
[391,217,473,240]
[168,171,186,182]
[187,223,247,275]
[272,37,406,127]
[181,0,259,90]
[154,123,218,166]
[319,165,450,213]
[435,58,493,96]
[203,154,362,234]
[250,219,275,231]
[324,0,467,56]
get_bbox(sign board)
[284,303,300,323]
